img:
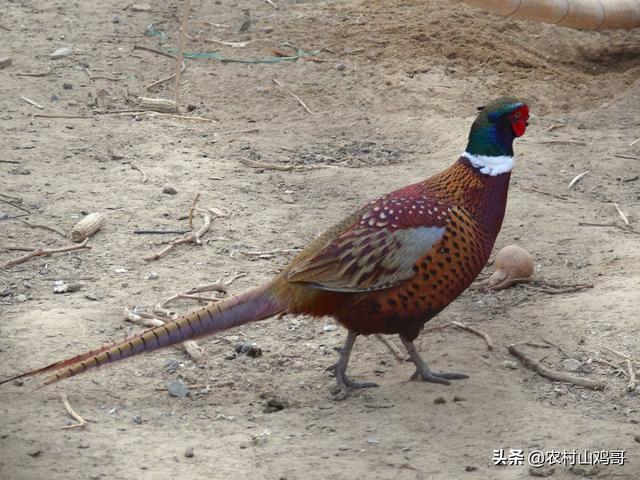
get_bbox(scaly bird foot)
[409,368,469,385]
[401,336,468,386]
[334,365,379,390]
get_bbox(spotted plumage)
[1,97,530,392]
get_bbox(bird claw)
[332,363,379,390]
[410,368,469,385]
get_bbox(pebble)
[16,294,28,302]
[0,212,8,220]
[0,287,12,297]
[27,449,42,457]
[366,437,378,445]
[335,62,346,71]
[464,465,477,472]
[502,360,519,370]
[562,358,582,372]
[184,446,194,458]
[50,47,72,59]
[263,399,287,413]
[433,396,446,405]
[634,434,640,443]
[146,272,159,280]
[84,293,101,301]
[162,185,178,195]
[167,379,189,398]
[132,415,142,424]
[111,15,120,23]
[53,281,81,293]
[131,3,152,11]
[0,56,12,69]
[235,341,262,358]
[9,167,31,175]
[452,395,466,402]
[164,359,181,373]
[322,324,337,332]
[63,82,73,90]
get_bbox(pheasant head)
[463,97,529,176]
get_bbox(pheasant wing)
[286,191,449,292]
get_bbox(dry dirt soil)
[1,1,640,479]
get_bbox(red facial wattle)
[510,105,529,137]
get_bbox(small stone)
[162,185,178,195]
[0,287,12,297]
[146,272,159,280]
[322,324,337,332]
[167,379,189,398]
[114,268,128,273]
[131,3,152,11]
[51,94,59,101]
[263,399,287,413]
[111,15,120,23]
[634,434,640,443]
[132,415,142,424]
[78,441,90,449]
[464,465,477,472]
[63,82,73,90]
[433,396,446,405]
[9,167,31,175]
[335,62,346,71]
[50,47,73,59]
[366,437,378,445]
[84,293,101,301]
[0,56,12,69]
[13,379,24,387]
[27,449,42,457]
[452,395,466,402]
[239,144,251,151]
[0,212,8,220]
[502,360,519,370]
[529,466,555,477]
[562,358,582,372]
[16,294,28,302]
[184,446,194,458]
[164,359,181,373]
[235,341,262,358]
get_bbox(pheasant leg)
[400,336,469,385]
[333,331,378,389]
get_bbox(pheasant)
[1,97,529,391]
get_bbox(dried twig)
[625,359,637,392]
[134,229,191,235]
[578,222,618,228]
[2,238,90,269]
[60,393,91,429]
[130,162,147,183]
[615,154,640,161]
[374,334,406,361]
[238,158,334,171]
[508,344,605,390]
[519,186,576,203]
[206,38,251,47]
[144,208,217,261]
[264,0,278,9]
[568,170,590,189]
[0,197,30,215]
[19,96,44,110]
[452,321,493,351]
[613,203,630,225]
[0,160,20,164]
[173,0,190,105]
[33,114,94,119]
[272,77,312,114]
[188,193,201,229]
[20,219,66,237]
[115,111,216,122]
[15,68,52,77]
[629,138,640,147]
[240,248,299,258]
[133,45,187,90]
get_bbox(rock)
[131,415,142,424]
[263,398,287,413]
[164,359,181,373]
[464,466,477,472]
[366,437,378,445]
[111,15,120,23]
[167,379,189,398]
[63,82,73,90]
[452,395,466,402]
[50,47,73,59]
[0,287,12,297]
[53,281,81,293]
[162,185,178,195]
[335,62,346,71]
[634,434,640,443]
[184,446,195,458]
[84,293,101,301]
[27,449,42,457]
[16,294,28,302]
[235,341,262,358]
[502,360,519,370]
[0,212,8,220]
[146,272,159,280]
[131,3,152,12]
[562,358,582,372]
[529,466,555,477]
[9,166,31,175]
[322,324,337,332]
[433,396,446,405]
[0,56,12,69]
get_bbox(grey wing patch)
[287,226,445,293]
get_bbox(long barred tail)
[0,284,284,386]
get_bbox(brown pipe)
[463,0,640,30]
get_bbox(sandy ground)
[1,1,640,479]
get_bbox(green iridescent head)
[466,97,529,157]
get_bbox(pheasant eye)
[514,111,521,119]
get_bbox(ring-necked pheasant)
[1,97,529,391]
